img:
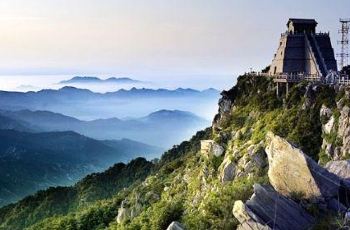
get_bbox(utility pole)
[337,18,350,70]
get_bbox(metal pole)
[337,19,350,70]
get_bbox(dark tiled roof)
[287,18,318,26]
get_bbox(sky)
[0,0,349,90]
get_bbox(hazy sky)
[0,0,349,87]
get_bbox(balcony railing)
[249,72,350,86]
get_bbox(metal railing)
[337,75,350,86]
[250,72,320,82]
[281,32,330,37]
[250,72,350,86]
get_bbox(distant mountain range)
[0,86,219,121]
[1,86,218,99]
[59,76,141,84]
[0,128,162,207]
[0,90,211,207]
[0,109,208,148]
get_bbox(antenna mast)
[338,18,350,70]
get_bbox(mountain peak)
[59,76,140,84]
[144,109,203,122]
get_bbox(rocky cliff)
[211,75,350,229]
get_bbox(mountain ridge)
[0,86,219,97]
[0,109,208,148]
[0,128,162,207]
[59,76,141,84]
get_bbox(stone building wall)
[269,33,337,76]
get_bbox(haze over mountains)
[0,72,222,211]
[0,77,218,207]
[0,109,207,148]
[0,105,207,206]
[0,86,219,120]
[0,128,161,207]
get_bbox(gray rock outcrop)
[236,143,267,178]
[233,200,271,230]
[320,102,350,160]
[116,198,143,224]
[234,184,314,230]
[219,157,236,182]
[338,105,350,156]
[323,116,334,134]
[326,160,350,181]
[213,92,233,131]
[200,140,224,157]
[265,132,340,201]
[116,207,129,224]
[166,221,185,230]
[320,104,333,120]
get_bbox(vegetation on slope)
[218,75,337,160]
[0,158,153,230]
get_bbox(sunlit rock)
[166,221,185,230]
[265,132,340,201]
[200,140,224,157]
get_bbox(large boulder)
[166,221,185,230]
[219,157,236,182]
[200,140,224,157]
[234,184,315,230]
[265,132,340,201]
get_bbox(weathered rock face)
[265,132,340,201]
[200,140,224,157]
[322,102,350,160]
[233,200,271,230]
[338,105,350,156]
[219,157,236,182]
[320,104,333,120]
[323,116,334,134]
[326,160,350,181]
[234,184,314,230]
[212,92,233,131]
[116,198,144,224]
[130,201,142,219]
[166,221,185,230]
[302,84,317,110]
[116,207,129,224]
[236,143,267,178]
